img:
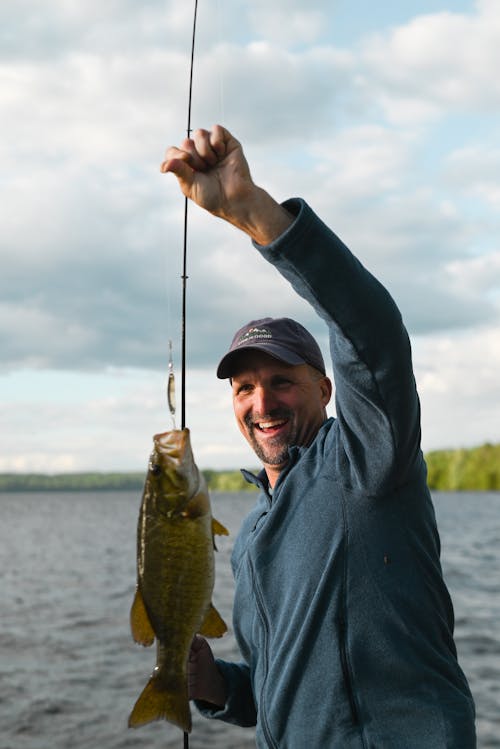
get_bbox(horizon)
[0,439,497,477]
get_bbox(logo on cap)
[236,326,272,346]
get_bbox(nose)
[253,386,278,417]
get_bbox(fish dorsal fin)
[130,586,155,647]
[199,603,227,638]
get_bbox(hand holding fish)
[188,635,227,708]
[161,124,294,245]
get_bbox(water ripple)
[0,490,498,748]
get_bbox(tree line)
[0,468,257,493]
[425,442,500,491]
[0,442,498,492]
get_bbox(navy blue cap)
[216,317,325,379]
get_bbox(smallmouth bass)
[129,428,228,733]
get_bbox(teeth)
[258,419,286,430]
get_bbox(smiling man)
[220,318,332,486]
[162,125,476,748]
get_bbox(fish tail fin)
[128,673,191,733]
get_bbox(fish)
[128,427,229,733]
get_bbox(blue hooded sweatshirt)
[197,199,476,748]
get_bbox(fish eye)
[149,462,161,476]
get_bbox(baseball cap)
[216,317,326,379]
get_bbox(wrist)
[219,186,294,246]
[211,666,228,708]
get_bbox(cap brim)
[216,343,306,379]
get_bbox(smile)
[255,418,288,433]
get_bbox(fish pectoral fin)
[130,587,155,647]
[128,671,191,733]
[199,603,227,638]
[212,517,229,536]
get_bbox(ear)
[319,376,333,407]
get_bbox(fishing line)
[215,0,226,123]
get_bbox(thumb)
[189,634,208,656]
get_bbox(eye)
[273,376,292,389]
[235,383,253,395]
[149,462,161,476]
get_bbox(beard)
[244,409,295,467]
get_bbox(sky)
[1,0,499,473]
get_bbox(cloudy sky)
[1,0,499,473]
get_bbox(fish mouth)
[154,429,188,457]
[153,430,194,471]
[150,428,199,499]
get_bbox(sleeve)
[194,659,257,727]
[254,198,423,495]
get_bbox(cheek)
[234,408,252,442]
[233,400,249,428]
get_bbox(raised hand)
[161,124,293,245]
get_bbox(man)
[161,125,476,748]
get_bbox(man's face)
[230,351,332,485]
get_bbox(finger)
[210,124,230,158]
[160,149,188,173]
[189,634,207,657]
[190,128,222,167]
[160,141,206,174]
[159,157,197,199]
[181,136,215,171]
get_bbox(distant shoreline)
[0,468,259,493]
[1,443,499,492]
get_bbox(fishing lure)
[168,340,176,428]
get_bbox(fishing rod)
[180,0,199,434]
[166,4,199,747]
[168,0,198,434]
[168,3,198,748]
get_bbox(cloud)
[247,7,328,45]
[0,0,196,61]
[1,0,499,380]
[415,323,500,450]
[357,1,500,124]
[444,144,500,208]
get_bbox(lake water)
[1,490,499,748]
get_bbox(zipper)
[338,485,361,729]
[339,614,360,726]
[249,558,279,749]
